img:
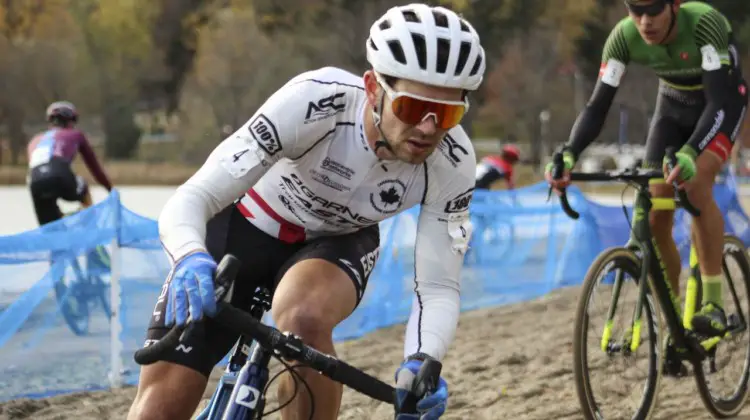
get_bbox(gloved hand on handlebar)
[544,148,577,193]
[395,359,448,419]
[165,251,218,327]
[663,147,697,186]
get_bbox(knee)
[686,177,713,208]
[129,388,172,420]
[127,364,206,420]
[274,304,333,345]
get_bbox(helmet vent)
[387,40,407,65]
[411,33,427,70]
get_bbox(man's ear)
[363,70,380,107]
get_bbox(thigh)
[145,205,299,377]
[271,225,381,326]
[29,172,63,225]
[643,95,691,170]
[278,224,380,306]
[31,193,61,225]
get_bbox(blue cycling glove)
[395,359,448,419]
[165,251,218,327]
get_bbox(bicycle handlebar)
[552,152,579,220]
[133,255,442,413]
[549,147,701,219]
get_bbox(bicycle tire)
[693,234,750,418]
[54,275,90,336]
[573,247,664,420]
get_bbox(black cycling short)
[643,80,747,169]
[145,204,380,377]
[28,158,89,225]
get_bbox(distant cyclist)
[475,144,520,190]
[27,101,113,225]
[546,0,746,376]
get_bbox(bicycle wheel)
[574,247,664,420]
[54,270,90,336]
[693,234,750,418]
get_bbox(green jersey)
[599,2,737,91]
[565,2,747,162]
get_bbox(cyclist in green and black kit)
[546,0,747,374]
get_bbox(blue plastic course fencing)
[1,175,749,402]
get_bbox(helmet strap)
[372,91,395,156]
[659,2,677,45]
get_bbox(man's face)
[365,71,466,164]
[627,0,676,45]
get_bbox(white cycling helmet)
[366,4,486,91]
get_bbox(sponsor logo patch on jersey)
[305,93,346,123]
[248,114,282,156]
[700,45,722,72]
[370,180,406,214]
[445,188,473,213]
[438,134,468,167]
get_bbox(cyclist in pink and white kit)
[26,101,113,225]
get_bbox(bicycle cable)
[259,354,315,420]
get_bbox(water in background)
[1,177,749,401]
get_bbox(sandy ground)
[3,194,750,419]
[2,282,750,420]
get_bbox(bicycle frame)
[197,288,274,420]
[601,186,719,360]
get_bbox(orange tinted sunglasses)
[375,72,469,130]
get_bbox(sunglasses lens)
[627,1,666,16]
[391,95,466,129]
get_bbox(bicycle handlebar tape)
[551,152,580,220]
[134,324,184,365]
[327,358,395,403]
[664,147,701,218]
[215,301,397,403]
[214,254,242,302]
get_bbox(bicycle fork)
[599,247,650,354]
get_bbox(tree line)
[0,0,747,165]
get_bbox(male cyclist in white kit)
[128,4,486,420]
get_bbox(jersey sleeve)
[158,78,331,262]
[403,130,475,361]
[77,132,113,191]
[694,8,731,70]
[565,21,629,158]
[599,20,631,88]
[684,9,737,157]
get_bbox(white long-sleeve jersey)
[158,66,476,361]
